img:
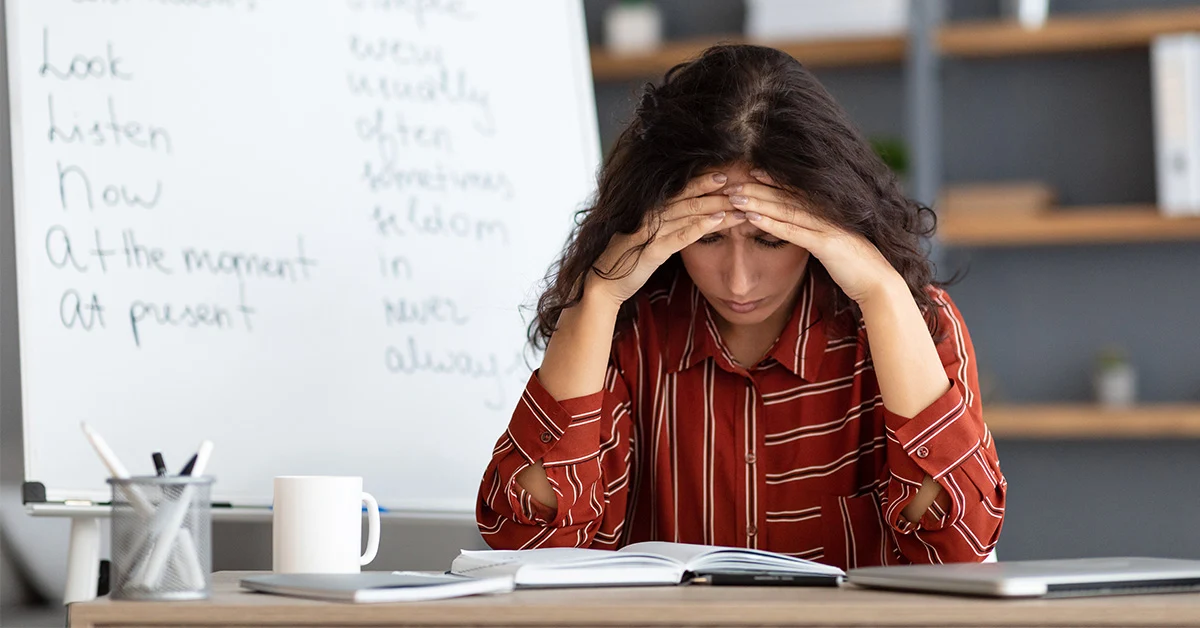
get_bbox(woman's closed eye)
[696,232,788,249]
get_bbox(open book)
[450,542,845,588]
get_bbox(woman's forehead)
[700,163,756,185]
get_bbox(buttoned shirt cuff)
[506,370,605,465]
[884,383,983,532]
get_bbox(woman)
[476,44,1005,568]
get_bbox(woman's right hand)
[587,172,745,306]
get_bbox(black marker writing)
[128,285,256,348]
[45,225,88,272]
[47,95,173,153]
[40,28,131,81]
[60,289,106,330]
[383,295,469,326]
[180,236,316,284]
[58,161,163,211]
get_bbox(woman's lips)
[724,298,764,314]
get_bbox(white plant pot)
[604,2,663,56]
[1094,364,1137,409]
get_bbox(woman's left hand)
[726,170,900,305]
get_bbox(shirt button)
[539,432,553,443]
[747,524,758,536]
[915,446,930,459]
[745,452,757,464]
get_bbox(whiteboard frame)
[3,0,602,510]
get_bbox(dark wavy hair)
[529,44,943,350]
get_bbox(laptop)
[847,557,1200,598]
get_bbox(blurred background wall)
[3,0,1199,622]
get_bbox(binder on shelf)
[1151,34,1200,217]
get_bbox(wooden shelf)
[986,404,1200,439]
[939,7,1200,58]
[590,8,1200,82]
[938,204,1200,246]
[590,35,906,81]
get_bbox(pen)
[152,452,168,477]
[689,572,843,587]
[178,453,198,476]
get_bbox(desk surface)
[69,571,1200,627]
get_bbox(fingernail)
[745,211,762,221]
[722,185,743,194]
[712,173,727,184]
[709,211,725,221]
[729,195,748,205]
[731,211,746,220]
[750,169,766,178]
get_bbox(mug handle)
[360,491,380,566]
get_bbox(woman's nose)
[727,247,755,297]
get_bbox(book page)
[618,541,717,566]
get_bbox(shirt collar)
[665,266,829,381]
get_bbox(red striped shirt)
[477,267,1006,569]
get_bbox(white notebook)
[240,571,514,603]
[450,541,845,588]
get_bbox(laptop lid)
[848,557,1200,598]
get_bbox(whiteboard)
[6,0,599,512]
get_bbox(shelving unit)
[985,404,1200,439]
[938,7,1200,58]
[588,7,1200,81]
[590,34,905,81]
[938,205,1200,246]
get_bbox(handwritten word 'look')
[39,28,131,81]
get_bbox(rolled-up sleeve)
[881,288,1007,564]
[477,363,634,550]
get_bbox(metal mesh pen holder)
[108,476,214,600]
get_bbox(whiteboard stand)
[28,503,277,604]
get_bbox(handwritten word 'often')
[356,108,452,158]
[39,28,131,81]
[48,95,173,153]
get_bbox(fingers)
[653,211,745,255]
[658,194,735,223]
[665,172,730,207]
[721,172,830,234]
[739,210,819,250]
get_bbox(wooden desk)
[69,571,1200,627]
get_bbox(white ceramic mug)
[272,476,380,573]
